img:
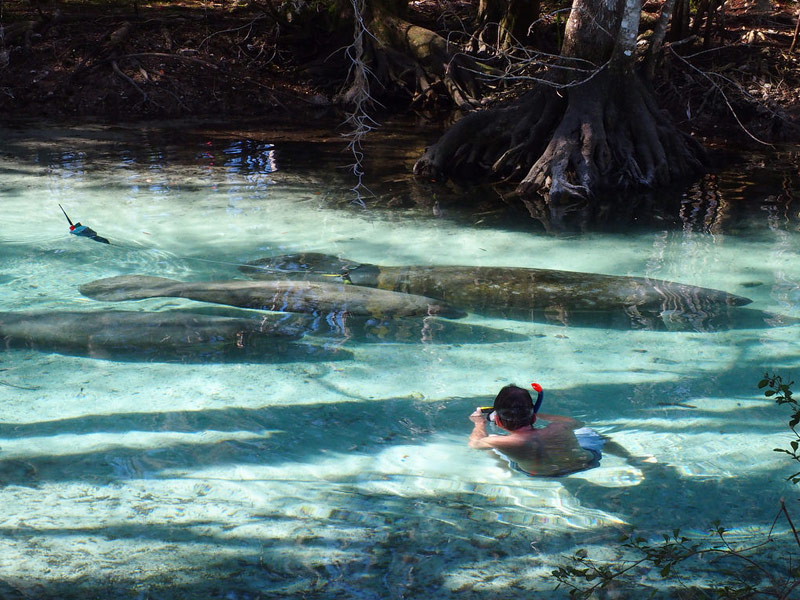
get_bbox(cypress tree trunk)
[343,0,482,108]
[414,0,707,203]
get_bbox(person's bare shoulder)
[536,413,584,429]
[470,434,527,449]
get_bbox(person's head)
[492,384,536,430]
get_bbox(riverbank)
[1,0,798,144]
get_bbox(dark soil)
[0,0,351,120]
[652,0,800,143]
[0,0,798,144]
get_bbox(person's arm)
[468,407,496,448]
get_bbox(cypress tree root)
[414,71,708,203]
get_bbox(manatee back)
[79,275,178,302]
[239,253,360,279]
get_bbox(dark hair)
[493,384,536,430]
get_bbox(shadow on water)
[525,306,800,332]
[0,468,793,600]
[1,123,799,597]
[0,375,795,598]
[0,374,790,486]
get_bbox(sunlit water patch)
[1,121,799,598]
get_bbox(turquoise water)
[1,121,799,598]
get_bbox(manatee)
[171,305,528,344]
[292,314,528,343]
[79,275,466,319]
[0,309,351,363]
[239,253,754,327]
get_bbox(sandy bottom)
[1,123,799,598]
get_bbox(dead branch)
[197,16,268,48]
[790,9,800,53]
[668,44,775,146]
[111,59,152,104]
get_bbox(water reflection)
[681,173,729,233]
[220,140,277,174]
[4,122,798,235]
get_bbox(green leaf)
[758,380,768,388]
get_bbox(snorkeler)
[468,383,605,477]
[59,204,110,244]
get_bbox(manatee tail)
[728,294,752,307]
[79,275,178,302]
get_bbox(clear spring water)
[1,120,799,598]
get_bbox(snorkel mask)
[481,382,544,422]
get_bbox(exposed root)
[414,87,565,180]
[111,59,149,105]
[519,71,706,201]
[416,70,707,202]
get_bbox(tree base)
[358,12,482,109]
[414,70,708,203]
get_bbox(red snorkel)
[59,204,111,244]
[531,382,544,413]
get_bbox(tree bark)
[645,0,677,80]
[669,0,691,41]
[370,11,480,108]
[472,0,540,52]
[341,0,482,108]
[498,0,540,49]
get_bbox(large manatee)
[261,312,528,344]
[79,275,466,319]
[0,309,351,363]
[238,253,755,329]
